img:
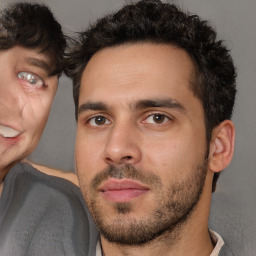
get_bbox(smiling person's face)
[75,43,212,245]
[0,46,58,178]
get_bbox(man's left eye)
[144,114,170,124]
[18,72,45,88]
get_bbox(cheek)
[26,105,51,136]
[144,136,203,179]
[75,130,104,179]
[24,92,54,124]
[76,133,100,161]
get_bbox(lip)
[0,123,22,138]
[0,133,22,144]
[99,178,150,202]
[0,124,23,146]
[0,121,23,130]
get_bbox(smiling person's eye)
[88,115,111,127]
[17,72,45,88]
[144,114,170,124]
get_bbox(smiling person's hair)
[0,2,66,76]
[65,0,236,191]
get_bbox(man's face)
[0,46,58,175]
[76,43,210,244]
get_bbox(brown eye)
[153,114,165,124]
[144,113,170,125]
[88,115,111,127]
[95,116,106,125]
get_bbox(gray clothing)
[0,163,234,256]
[0,162,99,256]
[219,244,234,256]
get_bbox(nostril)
[122,156,132,160]
[106,157,112,162]
[105,155,133,165]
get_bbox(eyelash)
[17,71,46,89]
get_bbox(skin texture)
[75,43,235,255]
[0,46,78,191]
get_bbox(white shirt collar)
[209,229,225,256]
[96,229,225,256]
[96,239,102,256]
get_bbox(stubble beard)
[80,157,208,246]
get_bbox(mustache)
[91,164,162,190]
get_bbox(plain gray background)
[1,0,255,255]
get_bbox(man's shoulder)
[0,162,99,256]
[1,162,87,219]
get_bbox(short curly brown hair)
[0,2,66,76]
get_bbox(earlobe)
[208,120,235,173]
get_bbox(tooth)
[0,125,20,138]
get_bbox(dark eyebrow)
[25,58,51,75]
[78,102,108,116]
[132,98,185,112]
[78,98,185,117]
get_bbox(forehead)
[80,43,196,105]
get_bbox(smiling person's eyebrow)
[132,98,186,112]
[78,102,108,116]
[25,58,51,74]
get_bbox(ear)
[208,120,235,173]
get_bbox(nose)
[103,121,142,166]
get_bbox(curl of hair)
[0,2,66,75]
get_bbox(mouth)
[99,178,150,202]
[0,124,21,138]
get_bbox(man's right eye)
[17,71,45,88]
[88,115,111,127]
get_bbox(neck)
[0,160,18,181]
[0,170,6,198]
[0,163,16,197]
[0,168,6,197]
[0,181,3,197]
